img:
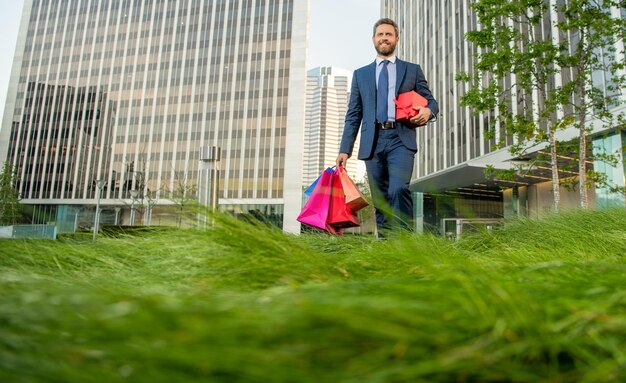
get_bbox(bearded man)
[336,18,438,236]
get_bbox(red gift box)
[394,90,428,126]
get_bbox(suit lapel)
[365,61,377,104]
[395,59,407,96]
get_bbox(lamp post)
[144,190,156,226]
[92,179,105,241]
[129,189,139,225]
[198,146,221,227]
[114,207,121,225]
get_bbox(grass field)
[1,208,625,382]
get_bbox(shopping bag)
[338,166,368,211]
[297,169,335,231]
[394,90,428,126]
[304,167,333,197]
[327,168,360,229]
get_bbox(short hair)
[373,18,399,37]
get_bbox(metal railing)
[0,225,57,240]
[441,218,503,240]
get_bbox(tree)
[0,162,22,225]
[556,0,626,207]
[458,0,626,211]
[167,169,198,228]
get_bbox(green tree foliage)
[0,162,21,225]
[458,0,626,210]
[558,0,626,205]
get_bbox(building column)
[412,191,424,234]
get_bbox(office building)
[304,66,364,186]
[382,0,626,234]
[0,0,309,233]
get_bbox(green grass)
[1,208,625,382]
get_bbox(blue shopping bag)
[304,167,334,197]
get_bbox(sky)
[0,1,24,120]
[0,0,380,119]
[308,0,380,70]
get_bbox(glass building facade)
[0,0,308,233]
[593,131,626,208]
[382,0,626,233]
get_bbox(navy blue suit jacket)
[339,59,439,160]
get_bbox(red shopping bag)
[338,166,368,211]
[327,168,360,229]
[297,169,338,233]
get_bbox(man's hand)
[411,106,431,126]
[336,153,349,169]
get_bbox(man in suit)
[336,18,438,235]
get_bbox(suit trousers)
[364,128,415,234]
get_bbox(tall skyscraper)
[382,0,626,232]
[304,66,364,186]
[0,0,308,233]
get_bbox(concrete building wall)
[0,0,309,232]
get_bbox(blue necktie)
[377,60,389,123]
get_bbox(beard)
[375,41,396,56]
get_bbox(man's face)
[372,24,398,57]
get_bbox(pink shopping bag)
[297,168,337,232]
[304,167,334,197]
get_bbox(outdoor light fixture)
[93,179,106,241]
